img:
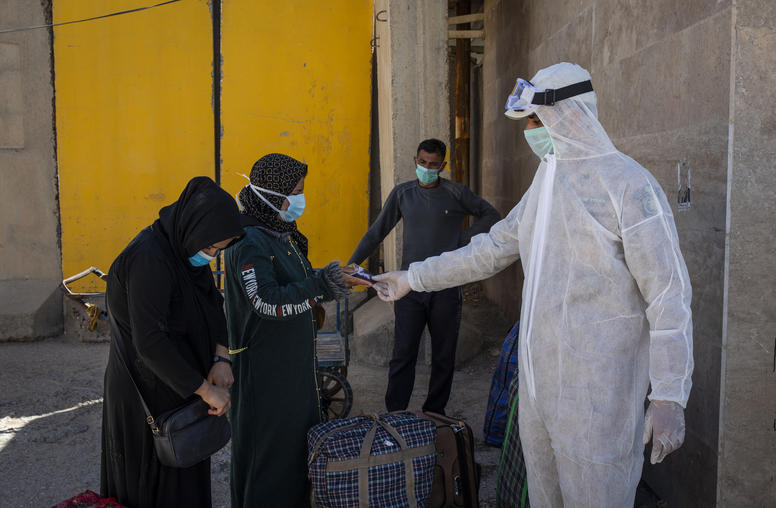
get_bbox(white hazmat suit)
[375,63,693,507]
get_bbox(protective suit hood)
[537,96,617,160]
[527,62,617,160]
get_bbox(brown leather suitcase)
[415,411,481,508]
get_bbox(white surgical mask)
[239,173,306,222]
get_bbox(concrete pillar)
[374,0,450,271]
[0,1,62,340]
[717,1,776,504]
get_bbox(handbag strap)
[106,302,161,434]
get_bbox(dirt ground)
[0,291,663,508]
[0,298,512,508]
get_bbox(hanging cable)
[0,0,183,34]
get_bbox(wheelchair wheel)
[318,369,353,421]
[319,366,348,394]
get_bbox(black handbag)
[108,306,231,468]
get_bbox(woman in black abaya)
[100,177,243,508]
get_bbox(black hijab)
[237,153,309,255]
[158,176,244,263]
[153,176,244,347]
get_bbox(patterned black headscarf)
[238,153,309,255]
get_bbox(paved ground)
[0,299,511,508]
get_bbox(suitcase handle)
[309,414,430,508]
[309,414,411,464]
[308,419,365,465]
[356,416,418,508]
[362,414,410,452]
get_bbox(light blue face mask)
[240,174,306,223]
[415,165,440,185]
[279,193,306,222]
[524,126,554,159]
[188,250,215,267]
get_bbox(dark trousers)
[385,287,462,414]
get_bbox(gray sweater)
[348,178,501,270]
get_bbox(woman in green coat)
[224,153,349,508]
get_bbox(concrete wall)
[481,0,736,505]
[718,1,776,505]
[374,0,450,271]
[0,1,62,340]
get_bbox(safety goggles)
[504,78,594,114]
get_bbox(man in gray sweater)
[348,138,500,414]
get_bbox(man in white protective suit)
[373,62,693,507]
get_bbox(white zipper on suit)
[520,153,557,401]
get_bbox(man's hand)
[642,400,685,464]
[195,380,231,416]
[372,271,411,301]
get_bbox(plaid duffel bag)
[496,376,530,507]
[307,412,437,507]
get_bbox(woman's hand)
[195,380,231,416]
[208,362,234,389]
[208,345,234,389]
[342,264,374,288]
